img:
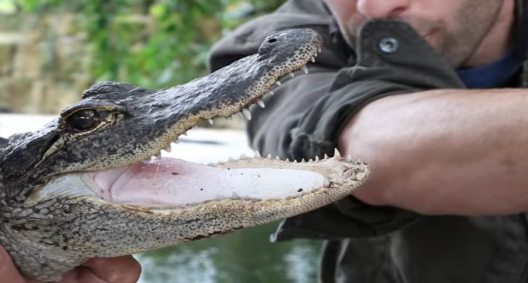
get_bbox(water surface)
[137,223,321,283]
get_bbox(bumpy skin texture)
[0,29,368,282]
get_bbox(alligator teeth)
[289,72,295,78]
[242,108,252,120]
[318,47,322,53]
[334,148,342,158]
[257,99,266,108]
[276,81,282,86]
[164,145,172,153]
[268,90,275,96]
[302,66,309,74]
[208,119,214,125]
[311,57,316,63]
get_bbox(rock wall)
[0,13,92,114]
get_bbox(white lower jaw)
[29,157,330,209]
[88,157,330,208]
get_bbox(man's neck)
[462,0,516,68]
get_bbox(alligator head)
[0,29,368,281]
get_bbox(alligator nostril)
[267,38,277,44]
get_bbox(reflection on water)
[284,245,320,283]
[138,247,218,283]
[137,222,321,283]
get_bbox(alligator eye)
[65,109,101,132]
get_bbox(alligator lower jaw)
[31,155,367,211]
[87,157,333,208]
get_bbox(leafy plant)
[13,0,282,88]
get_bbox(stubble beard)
[341,0,505,67]
[435,0,505,67]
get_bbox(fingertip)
[132,260,142,282]
[0,245,26,283]
[119,255,142,283]
[84,255,142,283]
[0,245,11,264]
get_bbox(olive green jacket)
[209,1,528,282]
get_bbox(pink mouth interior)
[83,157,329,208]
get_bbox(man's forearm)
[339,88,528,215]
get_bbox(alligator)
[0,28,369,282]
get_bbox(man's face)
[325,0,506,66]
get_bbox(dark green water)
[136,222,322,283]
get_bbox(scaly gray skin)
[0,29,369,282]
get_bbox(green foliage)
[13,0,282,88]
[15,0,63,12]
[79,0,227,87]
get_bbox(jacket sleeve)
[209,10,466,238]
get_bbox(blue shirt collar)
[457,51,524,88]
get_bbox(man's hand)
[0,245,141,283]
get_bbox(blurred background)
[0,0,283,114]
[0,0,323,282]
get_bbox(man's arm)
[210,19,473,239]
[340,88,528,215]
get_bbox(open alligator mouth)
[36,153,368,211]
[31,28,340,211]
[4,29,369,282]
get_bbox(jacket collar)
[516,0,528,86]
[514,0,527,56]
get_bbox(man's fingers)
[56,266,106,283]
[82,256,141,283]
[0,245,26,283]
[0,246,141,283]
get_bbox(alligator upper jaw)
[22,28,324,179]
[32,156,341,209]
[24,28,329,210]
